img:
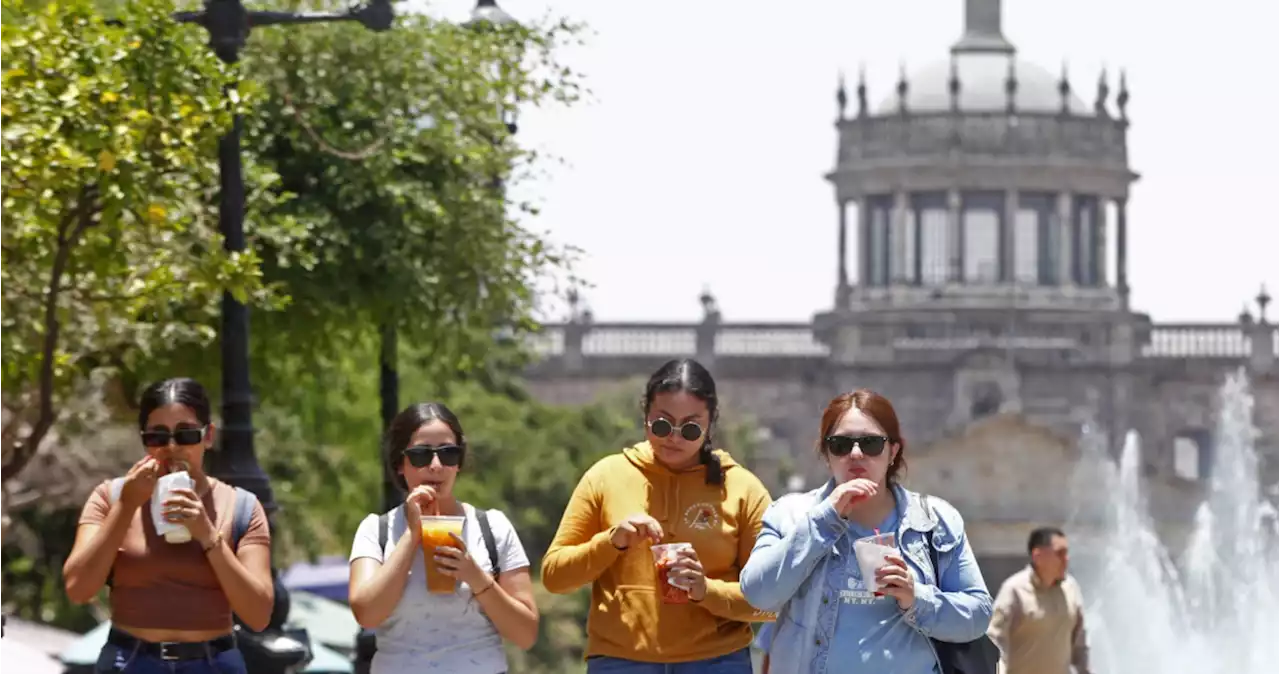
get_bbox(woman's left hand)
[162,488,215,547]
[435,532,493,594]
[875,554,916,610]
[668,547,708,602]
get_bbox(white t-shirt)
[349,503,530,674]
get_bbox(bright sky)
[417,0,1280,324]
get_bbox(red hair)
[818,389,908,483]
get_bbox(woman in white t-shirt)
[348,402,539,674]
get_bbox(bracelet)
[202,531,223,554]
[473,580,496,598]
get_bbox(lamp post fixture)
[166,0,392,670]
[377,0,519,513]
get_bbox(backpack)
[105,478,258,586]
[355,507,501,669]
[922,495,1001,674]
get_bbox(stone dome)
[876,52,1090,116]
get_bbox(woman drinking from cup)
[740,389,993,674]
[62,378,273,673]
[541,358,774,673]
[348,402,538,673]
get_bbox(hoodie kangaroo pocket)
[607,585,662,651]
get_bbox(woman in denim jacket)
[741,389,992,674]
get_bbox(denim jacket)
[740,480,993,674]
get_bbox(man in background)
[987,526,1092,674]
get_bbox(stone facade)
[520,0,1279,591]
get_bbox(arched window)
[970,382,1004,420]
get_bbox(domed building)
[523,0,1277,589]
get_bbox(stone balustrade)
[838,112,1129,166]
[527,321,1277,363]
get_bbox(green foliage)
[0,5,775,674]
[0,0,300,481]
[235,9,586,391]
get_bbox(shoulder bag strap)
[377,512,389,557]
[230,487,257,550]
[475,509,500,579]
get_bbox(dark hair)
[817,389,908,484]
[642,359,723,486]
[384,402,467,491]
[138,378,212,430]
[1027,526,1066,555]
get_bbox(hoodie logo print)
[683,503,721,531]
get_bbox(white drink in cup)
[852,532,897,592]
[152,469,195,544]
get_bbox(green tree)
[231,10,585,392]
[0,0,299,484]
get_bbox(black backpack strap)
[377,513,389,558]
[475,509,500,579]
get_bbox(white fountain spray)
[1068,369,1278,674]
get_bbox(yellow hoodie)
[542,441,774,663]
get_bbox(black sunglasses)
[404,444,463,468]
[824,434,890,457]
[648,418,704,442]
[141,426,207,448]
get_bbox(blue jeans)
[94,643,248,673]
[587,648,753,674]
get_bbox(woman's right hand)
[404,485,438,539]
[118,457,162,509]
[610,513,664,550]
[827,478,878,517]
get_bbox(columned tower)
[817,0,1141,441]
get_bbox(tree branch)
[3,186,100,483]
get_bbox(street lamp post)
[170,0,392,671]
[377,0,518,514]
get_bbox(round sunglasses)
[823,434,890,457]
[647,418,705,442]
[404,443,463,468]
[141,426,208,448]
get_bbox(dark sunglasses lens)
[858,436,887,456]
[649,419,673,438]
[405,447,432,467]
[141,431,169,447]
[435,446,462,466]
[679,423,703,441]
[173,428,204,445]
[825,436,854,456]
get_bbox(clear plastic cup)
[420,515,465,594]
[852,532,897,592]
[651,542,694,604]
[152,470,194,544]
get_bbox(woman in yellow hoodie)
[542,358,774,673]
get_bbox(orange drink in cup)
[651,543,694,604]
[420,515,465,594]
